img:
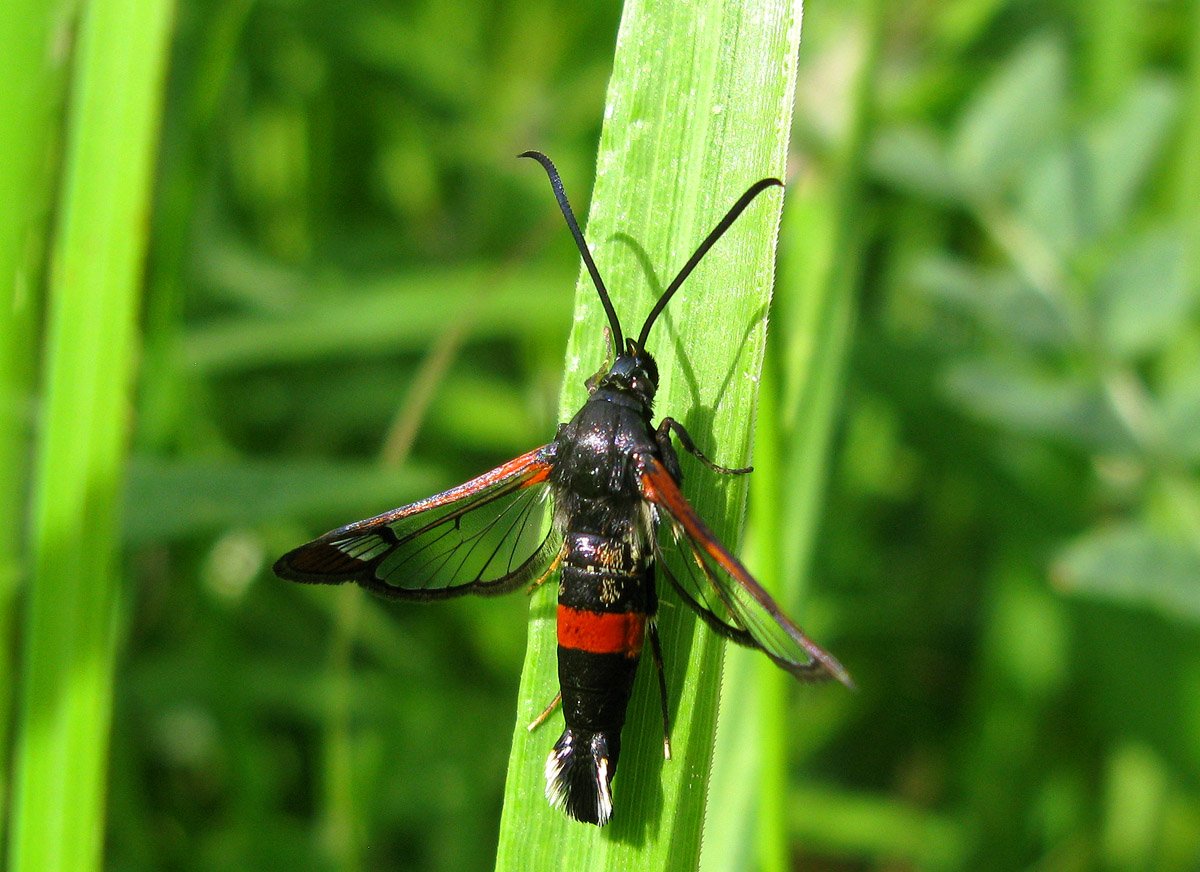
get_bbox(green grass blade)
[182,263,574,372]
[755,5,883,869]
[704,3,882,869]
[0,0,78,837]
[494,1,803,868]
[6,1,174,869]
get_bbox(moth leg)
[527,692,562,732]
[648,621,672,760]
[656,417,752,476]
[526,542,566,595]
[585,326,616,393]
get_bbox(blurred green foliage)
[3,0,1199,870]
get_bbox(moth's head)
[597,339,658,406]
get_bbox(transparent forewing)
[275,446,559,600]
[638,454,852,686]
[654,533,754,643]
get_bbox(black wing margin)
[637,454,853,687]
[274,445,560,600]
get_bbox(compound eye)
[629,369,653,397]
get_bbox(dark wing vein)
[639,453,852,686]
[274,445,560,600]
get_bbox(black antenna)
[636,178,783,349]
[520,151,625,350]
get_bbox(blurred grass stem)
[6,1,174,869]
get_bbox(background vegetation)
[2,0,1198,870]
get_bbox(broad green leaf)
[1161,366,1200,464]
[913,255,1075,349]
[1096,228,1192,359]
[950,35,1067,198]
[1016,77,1178,256]
[1013,138,1089,259]
[1082,76,1178,239]
[944,360,1132,450]
[869,125,961,204]
[1053,524,1200,623]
